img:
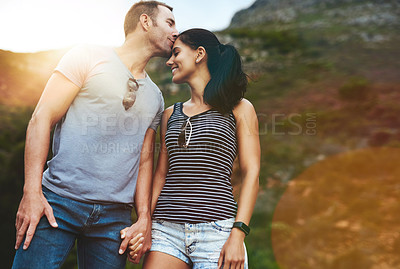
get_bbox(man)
[12,1,178,268]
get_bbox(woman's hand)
[127,232,145,261]
[217,229,246,269]
[119,216,152,264]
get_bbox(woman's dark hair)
[178,28,247,114]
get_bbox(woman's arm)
[150,105,174,214]
[128,105,174,260]
[218,98,260,269]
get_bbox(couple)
[12,1,260,268]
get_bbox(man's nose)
[172,29,179,40]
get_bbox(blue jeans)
[150,218,248,269]
[12,186,132,269]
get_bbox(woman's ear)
[195,46,206,63]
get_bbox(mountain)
[218,0,400,144]
[229,0,400,29]
[225,0,400,77]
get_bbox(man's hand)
[15,192,58,250]
[119,216,151,264]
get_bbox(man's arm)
[135,128,156,221]
[15,72,81,250]
[119,127,156,263]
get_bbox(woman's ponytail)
[204,43,247,114]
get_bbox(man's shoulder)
[65,44,114,59]
[144,74,163,95]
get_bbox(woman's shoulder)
[163,102,183,121]
[165,104,175,113]
[232,98,256,117]
[232,99,259,133]
[163,104,175,119]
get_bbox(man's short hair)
[124,1,173,37]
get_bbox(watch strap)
[232,221,250,236]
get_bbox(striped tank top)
[153,102,238,224]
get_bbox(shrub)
[338,77,371,101]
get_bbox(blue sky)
[0,0,255,52]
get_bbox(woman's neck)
[187,67,211,106]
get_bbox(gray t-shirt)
[42,45,164,205]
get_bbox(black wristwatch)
[232,221,250,236]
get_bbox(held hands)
[218,228,246,269]
[15,191,58,250]
[119,217,151,264]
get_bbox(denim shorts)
[150,218,248,269]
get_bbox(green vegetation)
[223,28,305,54]
[338,76,371,101]
[0,106,32,267]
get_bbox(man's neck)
[115,34,153,79]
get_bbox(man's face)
[150,5,179,57]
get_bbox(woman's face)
[166,38,198,84]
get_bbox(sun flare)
[0,0,127,52]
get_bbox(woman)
[129,28,260,269]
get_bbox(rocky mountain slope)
[230,0,400,29]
